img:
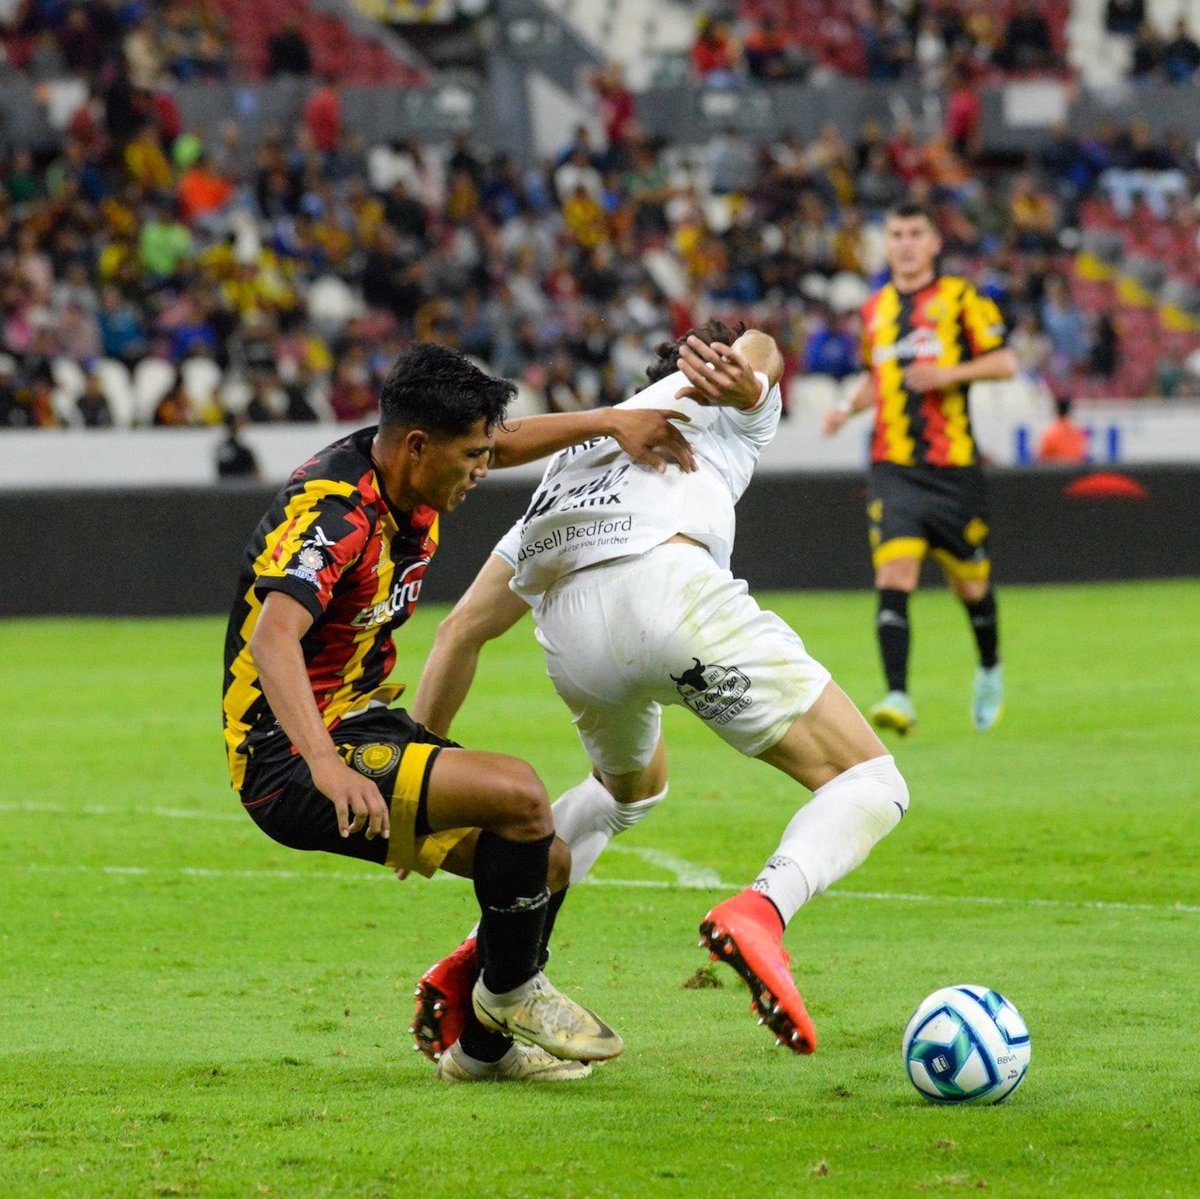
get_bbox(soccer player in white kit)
[411,323,911,1060]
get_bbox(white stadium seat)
[131,357,177,425]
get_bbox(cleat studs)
[413,988,421,997]
[757,1017,765,1025]
[709,953,719,962]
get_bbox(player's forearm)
[250,625,341,769]
[839,375,875,416]
[491,410,616,468]
[410,633,480,738]
[947,349,1018,386]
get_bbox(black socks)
[472,829,553,995]
[964,589,1000,669]
[876,588,911,693]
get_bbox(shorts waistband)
[546,539,711,595]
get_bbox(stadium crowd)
[3,2,1200,429]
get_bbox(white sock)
[551,774,667,884]
[752,755,909,925]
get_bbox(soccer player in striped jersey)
[223,342,695,1082]
[823,201,1018,734]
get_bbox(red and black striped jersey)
[222,427,439,794]
[860,275,1006,468]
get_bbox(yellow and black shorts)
[867,462,992,582]
[241,707,471,878]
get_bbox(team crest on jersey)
[351,742,401,778]
[671,657,752,725]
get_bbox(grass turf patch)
[1,580,1197,1196]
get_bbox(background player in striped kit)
[823,201,1018,734]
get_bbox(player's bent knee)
[491,760,553,841]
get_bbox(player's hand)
[674,336,761,409]
[608,407,696,473]
[822,407,849,437]
[903,362,957,392]
[311,755,391,840]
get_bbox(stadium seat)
[50,357,87,426]
[94,358,136,428]
[181,357,223,410]
[132,358,178,425]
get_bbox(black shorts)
[867,462,992,582]
[241,707,468,876]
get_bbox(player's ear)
[405,429,428,460]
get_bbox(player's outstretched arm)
[250,591,390,840]
[492,407,696,473]
[674,329,783,409]
[410,553,527,738]
[823,374,875,436]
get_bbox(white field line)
[4,802,1198,915]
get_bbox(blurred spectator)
[743,16,809,82]
[76,372,114,428]
[304,79,343,154]
[944,68,982,160]
[97,286,147,364]
[591,65,635,151]
[914,15,948,91]
[863,9,911,82]
[216,411,261,479]
[124,123,173,191]
[691,16,741,88]
[0,355,34,427]
[1106,0,1145,37]
[57,300,102,362]
[1009,173,1058,252]
[268,19,313,77]
[1100,124,1189,218]
[1009,312,1053,384]
[1040,276,1090,381]
[138,202,193,279]
[153,382,195,426]
[1037,396,1089,464]
[1162,20,1200,83]
[177,151,234,227]
[995,0,1058,71]
[803,307,857,379]
[1131,22,1165,80]
[1088,310,1120,379]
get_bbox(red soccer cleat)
[698,890,817,1054]
[410,935,477,1061]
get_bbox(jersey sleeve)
[492,517,524,567]
[725,380,782,451]
[960,284,1007,358]
[254,482,372,621]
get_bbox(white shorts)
[532,542,832,775]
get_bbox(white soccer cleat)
[472,971,624,1062]
[436,1040,593,1083]
[972,665,1004,731]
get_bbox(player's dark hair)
[378,342,515,437]
[645,319,747,383]
[886,200,937,226]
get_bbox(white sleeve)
[726,381,782,451]
[492,517,523,567]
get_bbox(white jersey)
[496,370,782,604]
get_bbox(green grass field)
[2,580,1198,1197]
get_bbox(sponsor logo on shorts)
[671,656,752,725]
[351,742,401,778]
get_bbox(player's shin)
[551,775,667,884]
[472,829,553,993]
[752,754,909,926]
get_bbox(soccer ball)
[902,985,1030,1105]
